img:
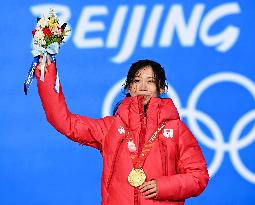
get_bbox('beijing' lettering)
[31,2,240,63]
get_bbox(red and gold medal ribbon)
[125,122,166,187]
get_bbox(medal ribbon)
[125,122,166,169]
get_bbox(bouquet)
[24,8,70,95]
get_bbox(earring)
[160,88,165,94]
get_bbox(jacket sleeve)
[35,62,113,151]
[156,120,209,201]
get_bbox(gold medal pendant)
[128,168,146,187]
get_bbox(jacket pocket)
[159,139,168,176]
[106,138,124,189]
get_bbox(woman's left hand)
[139,180,158,199]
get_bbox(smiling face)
[128,66,159,105]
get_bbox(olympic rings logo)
[102,72,255,184]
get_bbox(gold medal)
[128,168,146,187]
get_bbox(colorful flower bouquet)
[24,8,70,95]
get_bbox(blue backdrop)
[1,0,254,204]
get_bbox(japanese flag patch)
[163,129,173,138]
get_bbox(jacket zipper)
[135,97,147,205]
[160,140,168,176]
[134,187,139,205]
[138,98,146,155]
[106,138,124,189]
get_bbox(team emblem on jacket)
[163,129,173,138]
[118,126,125,134]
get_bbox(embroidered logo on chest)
[127,140,137,153]
[163,129,173,138]
[118,126,125,134]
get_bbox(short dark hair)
[124,59,168,94]
[113,59,168,115]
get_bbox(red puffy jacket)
[36,62,209,205]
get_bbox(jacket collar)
[116,96,179,130]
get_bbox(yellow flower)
[48,15,59,29]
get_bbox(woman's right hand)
[37,55,52,72]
